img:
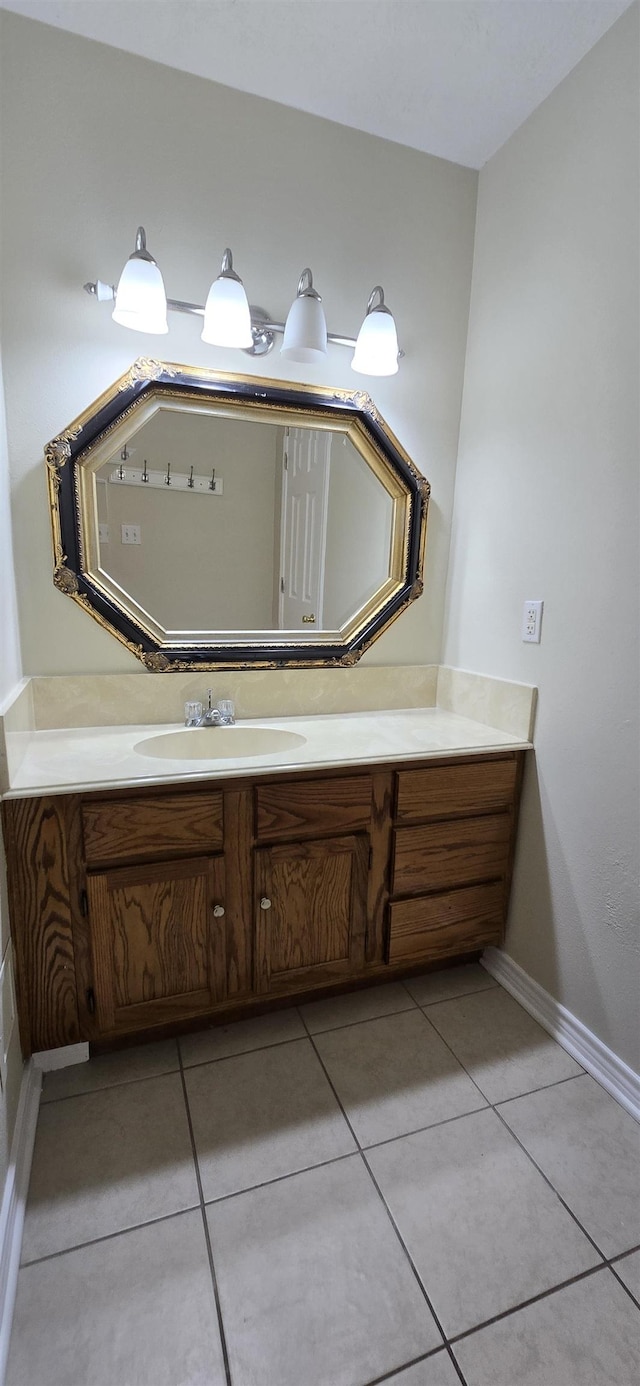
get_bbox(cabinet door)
[255,835,368,994]
[86,855,226,1033]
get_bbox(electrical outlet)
[121,524,141,545]
[98,523,110,543]
[522,599,543,643]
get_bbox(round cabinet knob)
[260,897,272,910]
[212,904,225,918]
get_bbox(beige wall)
[444,7,639,1069]
[0,10,477,674]
[0,350,26,1184]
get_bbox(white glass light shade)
[281,293,327,363]
[112,257,168,335]
[201,275,253,348]
[351,306,399,376]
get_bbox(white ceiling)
[0,0,633,167]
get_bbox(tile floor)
[7,963,640,1386]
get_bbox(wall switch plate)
[121,524,141,545]
[522,599,543,643]
[98,523,110,543]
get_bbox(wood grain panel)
[223,788,253,998]
[392,814,511,896]
[388,882,505,963]
[2,797,79,1054]
[269,846,352,972]
[255,775,371,843]
[395,757,518,824]
[87,855,224,1031]
[65,794,99,1042]
[366,771,394,965]
[255,834,368,993]
[82,792,223,865]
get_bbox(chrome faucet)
[184,691,235,728]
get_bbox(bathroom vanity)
[0,365,532,1058]
[2,739,525,1056]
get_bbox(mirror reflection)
[93,408,395,636]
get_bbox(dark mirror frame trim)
[46,359,429,671]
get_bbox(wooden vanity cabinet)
[387,757,521,965]
[2,751,524,1056]
[253,774,372,994]
[254,835,369,993]
[81,791,229,1034]
[86,855,227,1033]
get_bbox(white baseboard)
[0,1061,42,1383]
[481,947,640,1122]
[32,1042,89,1073]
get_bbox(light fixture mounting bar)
[84,281,362,350]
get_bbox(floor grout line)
[611,1243,640,1263]
[303,1000,418,1036]
[361,1101,490,1151]
[310,984,640,1355]
[38,1005,589,1115]
[40,1059,182,1105]
[417,1001,612,1264]
[608,1257,640,1312]
[177,1046,233,1386]
[298,1008,466,1384]
[179,1028,307,1069]
[359,1344,450,1386]
[417,1003,497,1107]
[359,1145,468,1386]
[421,1003,586,1106]
[19,1202,202,1269]
[39,971,587,1102]
[400,971,496,1000]
[19,984,639,1386]
[491,1103,608,1262]
[448,1261,612,1346]
[201,1149,358,1208]
[182,998,420,1056]
[491,1070,589,1104]
[415,984,499,1008]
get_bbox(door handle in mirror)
[301,614,316,624]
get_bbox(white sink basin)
[134,726,307,761]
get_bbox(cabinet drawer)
[388,882,504,964]
[392,814,511,896]
[396,757,518,824]
[255,775,371,843]
[82,792,224,866]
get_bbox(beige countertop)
[2,707,532,800]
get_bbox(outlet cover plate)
[522,599,543,643]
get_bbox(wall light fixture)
[84,226,402,377]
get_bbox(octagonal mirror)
[46,359,429,670]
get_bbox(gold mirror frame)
[46,359,429,670]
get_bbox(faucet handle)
[184,700,203,727]
[217,698,235,726]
